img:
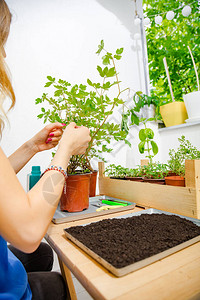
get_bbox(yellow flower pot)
[160,101,188,127]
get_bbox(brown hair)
[0,0,15,136]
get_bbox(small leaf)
[41,107,45,112]
[139,129,146,141]
[35,98,42,104]
[87,79,93,87]
[144,128,154,139]
[54,90,62,97]
[151,141,158,155]
[114,54,121,60]
[97,66,104,77]
[106,67,115,77]
[138,141,145,154]
[116,48,123,54]
[45,82,53,87]
[37,114,44,119]
[102,55,110,65]
[47,76,55,82]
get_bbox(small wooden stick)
[188,45,200,91]
[163,57,175,102]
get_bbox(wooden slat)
[140,159,149,166]
[98,162,105,178]
[185,160,200,219]
[99,177,198,218]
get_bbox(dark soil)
[66,214,200,269]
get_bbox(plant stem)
[81,53,122,162]
[188,45,200,91]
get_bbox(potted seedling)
[142,162,169,184]
[130,91,160,125]
[166,135,200,186]
[183,46,200,122]
[159,57,188,127]
[36,41,130,212]
[125,165,144,182]
[104,164,128,180]
[138,118,158,164]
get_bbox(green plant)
[126,165,144,178]
[143,0,200,103]
[104,164,128,178]
[138,118,158,164]
[168,135,200,176]
[120,91,161,129]
[35,41,131,174]
[130,91,160,125]
[143,162,169,179]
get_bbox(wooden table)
[45,207,200,300]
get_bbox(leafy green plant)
[143,162,169,179]
[168,135,200,176]
[143,0,200,103]
[35,41,131,174]
[130,91,160,125]
[120,91,161,129]
[126,165,144,178]
[104,164,128,178]
[138,118,158,164]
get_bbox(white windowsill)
[158,121,200,132]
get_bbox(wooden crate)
[98,160,200,219]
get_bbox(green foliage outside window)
[143,0,200,104]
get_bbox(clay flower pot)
[60,173,91,212]
[125,177,143,182]
[89,170,98,197]
[165,176,185,187]
[143,177,165,185]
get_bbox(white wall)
[159,123,200,164]
[1,0,146,190]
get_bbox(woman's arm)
[8,122,65,173]
[0,123,91,253]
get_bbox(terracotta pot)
[166,171,177,177]
[125,177,143,182]
[143,177,165,185]
[165,176,185,187]
[60,173,91,212]
[89,170,98,197]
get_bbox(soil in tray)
[66,214,200,269]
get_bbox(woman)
[0,0,91,299]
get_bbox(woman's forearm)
[8,140,38,173]
[0,145,71,253]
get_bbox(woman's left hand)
[29,122,66,153]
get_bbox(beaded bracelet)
[43,165,68,181]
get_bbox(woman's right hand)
[59,122,91,156]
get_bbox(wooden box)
[98,160,200,219]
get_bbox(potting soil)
[66,214,200,268]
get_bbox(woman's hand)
[58,122,91,156]
[29,122,66,153]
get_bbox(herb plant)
[143,162,169,179]
[168,135,200,177]
[35,41,131,174]
[138,118,158,164]
[104,164,128,178]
